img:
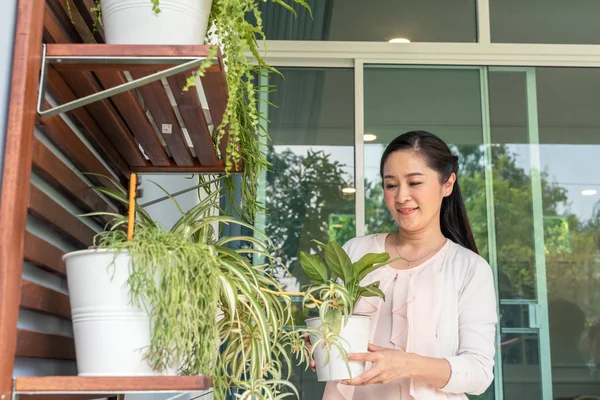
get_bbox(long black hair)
[379,130,479,254]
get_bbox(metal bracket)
[36,44,212,118]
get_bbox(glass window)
[257,0,477,42]
[537,68,600,398]
[363,66,488,254]
[259,67,355,398]
[489,67,600,398]
[490,0,600,44]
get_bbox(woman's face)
[382,149,455,234]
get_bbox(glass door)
[361,65,555,399]
[487,67,553,400]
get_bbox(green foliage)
[299,240,393,333]
[265,148,355,284]
[86,177,302,400]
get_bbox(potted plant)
[63,177,302,399]
[67,0,311,221]
[298,241,394,381]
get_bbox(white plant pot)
[306,315,371,382]
[100,0,214,45]
[64,249,176,376]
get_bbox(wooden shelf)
[15,376,211,395]
[39,44,237,174]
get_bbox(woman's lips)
[398,207,418,216]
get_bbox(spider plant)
[84,175,303,400]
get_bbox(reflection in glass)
[490,68,600,398]
[536,68,600,398]
[261,67,355,398]
[490,0,600,44]
[254,0,476,42]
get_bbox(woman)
[320,131,498,399]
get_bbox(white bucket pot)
[100,0,214,45]
[306,315,371,381]
[64,249,176,376]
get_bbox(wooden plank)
[35,102,124,194]
[94,71,172,167]
[200,54,230,160]
[49,0,96,44]
[21,395,116,400]
[75,0,105,43]
[43,5,136,179]
[44,0,81,43]
[15,376,212,392]
[16,329,75,360]
[167,72,219,166]
[0,0,45,398]
[20,280,71,320]
[130,71,195,166]
[46,44,219,59]
[45,67,132,177]
[47,66,148,168]
[132,163,241,174]
[28,184,97,248]
[23,231,66,277]
[31,137,114,224]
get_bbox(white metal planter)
[100,0,213,45]
[63,249,175,376]
[306,315,371,381]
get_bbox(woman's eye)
[409,182,422,187]
[385,184,397,189]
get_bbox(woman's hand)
[341,344,452,388]
[304,334,316,372]
[341,344,413,386]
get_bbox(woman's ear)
[444,173,457,197]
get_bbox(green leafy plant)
[85,176,303,400]
[297,241,396,369]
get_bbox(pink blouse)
[322,234,497,400]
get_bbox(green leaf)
[325,241,353,285]
[354,252,390,283]
[358,282,386,301]
[356,260,392,283]
[299,252,328,283]
[324,308,342,334]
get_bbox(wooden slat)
[45,0,82,44]
[32,137,114,224]
[132,163,240,174]
[23,231,66,277]
[20,280,71,320]
[46,44,219,59]
[0,0,45,397]
[42,4,136,179]
[45,67,132,177]
[48,0,95,44]
[21,395,116,400]
[47,67,148,168]
[94,71,172,166]
[200,53,230,160]
[167,72,219,166]
[36,102,123,194]
[16,329,75,360]
[130,71,195,166]
[28,184,97,248]
[75,0,105,43]
[15,376,212,392]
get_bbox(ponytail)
[441,180,478,254]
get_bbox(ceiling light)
[364,133,377,142]
[582,189,597,196]
[342,187,356,194]
[388,37,411,44]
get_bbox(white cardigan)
[338,234,498,399]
